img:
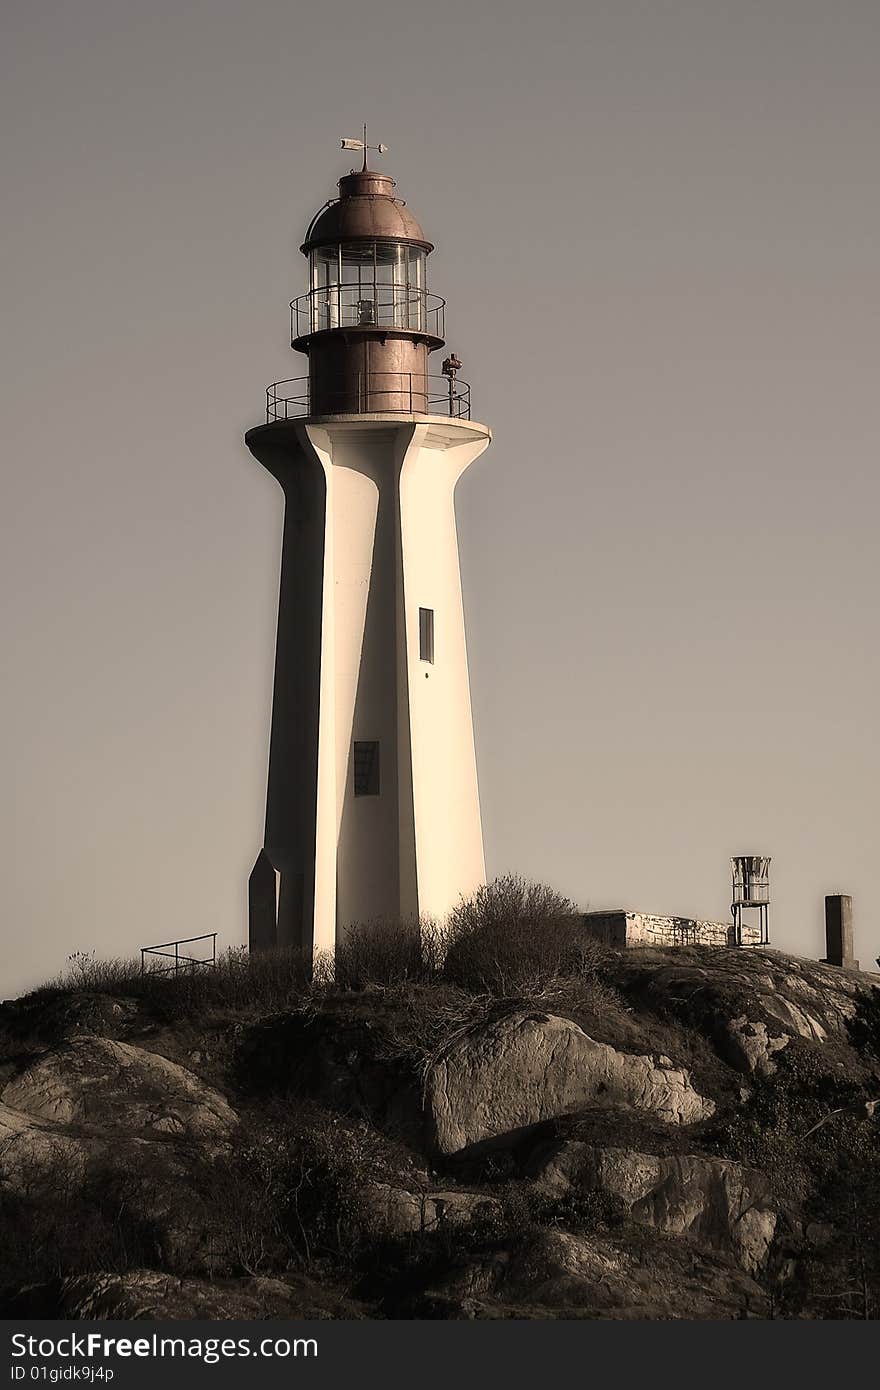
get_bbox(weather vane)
[340,124,388,171]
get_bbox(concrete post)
[824,894,858,970]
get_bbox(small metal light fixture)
[730,855,771,946]
[442,353,462,417]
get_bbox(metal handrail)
[265,374,471,422]
[290,286,446,341]
[140,932,217,976]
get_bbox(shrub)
[334,919,431,990]
[371,983,497,1076]
[442,874,605,996]
[846,985,880,1062]
[533,1186,628,1236]
[0,1154,158,1301]
[19,945,319,1026]
[224,1105,397,1273]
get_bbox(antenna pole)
[362,122,368,171]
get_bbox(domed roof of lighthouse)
[301,168,433,254]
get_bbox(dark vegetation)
[1,874,879,1318]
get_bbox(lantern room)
[289,167,449,416]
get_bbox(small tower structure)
[246,138,491,959]
[824,894,858,970]
[730,855,770,946]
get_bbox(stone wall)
[583,912,763,949]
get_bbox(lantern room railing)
[265,374,471,421]
[290,287,446,342]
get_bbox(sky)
[2,0,879,995]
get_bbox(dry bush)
[525,973,633,1042]
[334,919,426,990]
[0,1153,158,1298]
[331,916,448,990]
[31,925,448,1024]
[220,1105,397,1273]
[370,983,498,1076]
[22,945,319,1025]
[442,874,607,996]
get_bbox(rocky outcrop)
[527,1141,776,1272]
[609,949,877,1077]
[0,1038,239,1268]
[418,1228,768,1319]
[426,1012,714,1155]
[1,1037,236,1144]
[1,944,876,1322]
[33,1270,364,1320]
[0,1104,226,1272]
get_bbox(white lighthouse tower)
[247,140,491,958]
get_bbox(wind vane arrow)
[341,124,388,170]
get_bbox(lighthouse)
[246,138,492,959]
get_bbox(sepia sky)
[3,0,879,995]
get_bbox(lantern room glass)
[309,243,427,333]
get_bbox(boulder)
[1,1037,236,1144]
[527,1141,776,1272]
[426,1012,714,1155]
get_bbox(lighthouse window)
[419,607,434,664]
[309,246,341,332]
[353,741,380,797]
[376,243,406,284]
[309,242,428,334]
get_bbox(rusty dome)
[301,169,433,254]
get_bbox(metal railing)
[140,932,217,976]
[291,286,445,341]
[265,373,471,421]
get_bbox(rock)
[420,1228,767,1319]
[426,1012,714,1155]
[30,1270,364,1320]
[759,995,827,1042]
[1,1037,237,1144]
[362,1181,499,1236]
[527,1141,776,1272]
[609,949,877,1072]
[714,982,861,1074]
[0,1103,227,1273]
[0,1101,85,1181]
[717,1016,790,1077]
